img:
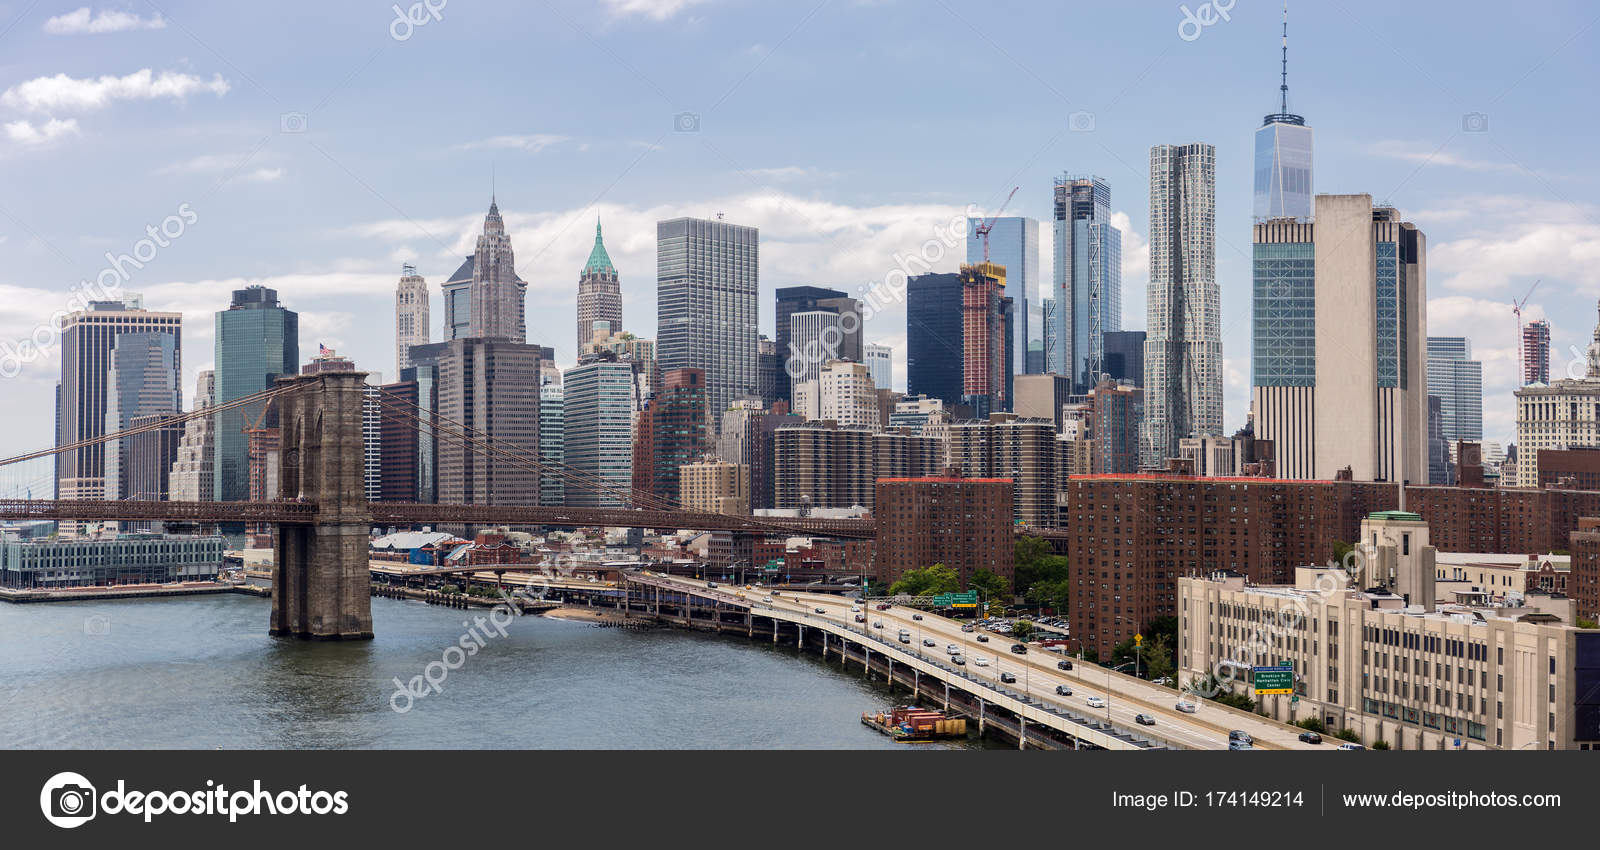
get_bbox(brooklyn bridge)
[0,371,1064,639]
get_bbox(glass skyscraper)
[1051,175,1121,393]
[967,216,1040,377]
[1426,337,1484,444]
[1252,7,1313,222]
[563,356,638,508]
[657,217,758,431]
[214,286,298,502]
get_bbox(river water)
[0,595,981,749]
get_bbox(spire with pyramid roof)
[584,219,615,275]
[576,217,622,355]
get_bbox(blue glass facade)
[1251,241,1315,387]
[1252,121,1314,221]
[1052,175,1121,393]
[967,217,1040,376]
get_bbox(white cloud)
[3,118,79,146]
[742,165,838,182]
[454,134,569,154]
[1366,139,1535,174]
[44,7,166,34]
[1,69,229,113]
[600,0,715,21]
[241,167,285,183]
[1425,196,1600,293]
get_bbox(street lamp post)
[1108,661,1136,723]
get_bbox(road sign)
[1134,633,1143,646]
[931,590,979,608]
[1252,665,1294,696]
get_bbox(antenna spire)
[1280,1,1290,115]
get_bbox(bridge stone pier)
[270,371,375,639]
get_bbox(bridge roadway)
[634,572,1339,751]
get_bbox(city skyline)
[0,1,1593,455]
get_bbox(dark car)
[912,614,923,621]
[813,607,826,614]
[1135,714,1156,726]
[875,603,891,611]
[1054,685,1073,696]
[976,634,989,643]
[1010,643,1027,654]
[1056,660,1073,671]
[999,672,1017,684]
[1298,731,1323,745]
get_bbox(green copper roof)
[1368,510,1424,522]
[584,219,615,275]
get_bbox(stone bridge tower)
[270,371,375,639]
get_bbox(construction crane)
[972,186,1020,263]
[1513,278,1542,382]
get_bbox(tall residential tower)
[1051,176,1122,392]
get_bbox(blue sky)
[1,0,1597,467]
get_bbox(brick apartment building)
[1571,517,1600,623]
[1405,485,1600,554]
[874,477,1014,588]
[1064,474,1399,658]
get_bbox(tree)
[1014,536,1069,595]
[1331,540,1355,565]
[1578,618,1599,630]
[968,568,1011,603]
[1296,717,1327,734]
[1333,728,1361,744]
[889,564,961,597]
[1142,634,1176,683]
[1023,578,1069,614]
[1371,740,1391,750]
[1011,620,1036,642]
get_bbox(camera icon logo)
[1068,110,1096,132]
[40,771,97,828]
[1462,112,1490,133]
[83,615,110,636]
[674,111,700,133]
[280,112,309,134]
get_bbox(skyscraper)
[1052,175,1122,392]
[1144,144,1222,467]
[214,286,297,503]
[787,310,845,391]
[1252,5,1313,221]
[103,331,182,501]
[468,196,526,342]
[395,264,429,375]
[1427,336,1484,446]
[657,217,758,430]
[968,216,1040,377]
[1523,319,1551,385]
[774,285,862,403]
[55,297,182,510]
[563,354,640,508]
[539,382,564,507]
[632,367,708,504]
[906,272,964,408]
[865,342,893,391]
[1252,195,1429,482]
[1102,330,1146,388]
[576,219,622,357]
[168,370,216,503]
[411,337,542,505]
[960,262,1010,417]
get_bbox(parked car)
[976,634,989,643]
[1298,731,1323,745]
[1000,672,1017,684]
[1054,685,1073,696]
[1010,644,1027,654]
[1087,696,1106,708]
[1056,660,1073,671]
[1134,714,1156,726]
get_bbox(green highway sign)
[1252,665,1294,696]
[931,591,979,608]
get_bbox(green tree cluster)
[1015,536,1069,613]
[888,564,961,597]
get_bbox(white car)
[1174,700,1197,714]
[946,643,960,654]
[849,606,861,614]
[1086,696,1106,708]
[973,656,990,667]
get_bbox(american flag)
[319,343,332,357]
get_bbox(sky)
[1,0,1597,479]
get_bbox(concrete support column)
[1018,716,1027,750]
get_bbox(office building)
[1179,559,1599,750]
[214,287,297,503]
[539,383,564,507]
[1251,196,1429,483]
[468,196,526,342]
[1428,337,1484,447]
[1523,319,1551,386]
[679,460,749,516]
[54,297,182,514]
[875,477,1015,587]
[888,395,948,433]
[377,379,420,503]
[168,371,215,503]
[968,216,1040,377]
[1052,176,1122,391]
[409,337,541,506]
[658,217,758,430]
[865,342,893,391]
[632,368,708,505]
[1090,378,1144,475]
[1252,6,1313,221]
[816,359,879,429]
[717,399,801,511]
[1514,304,1600,486]
[1144,144,1222,468]
[576,219,622,359]
[1013,373,1075,431]
[395,264,429,375]
[774,286,861,404]
[0,533,225,589]
[1102,330,1145,388]
[102,330,182,501]
[907,272,964,407]
[563,354,641,508]
[757,336,781,407]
